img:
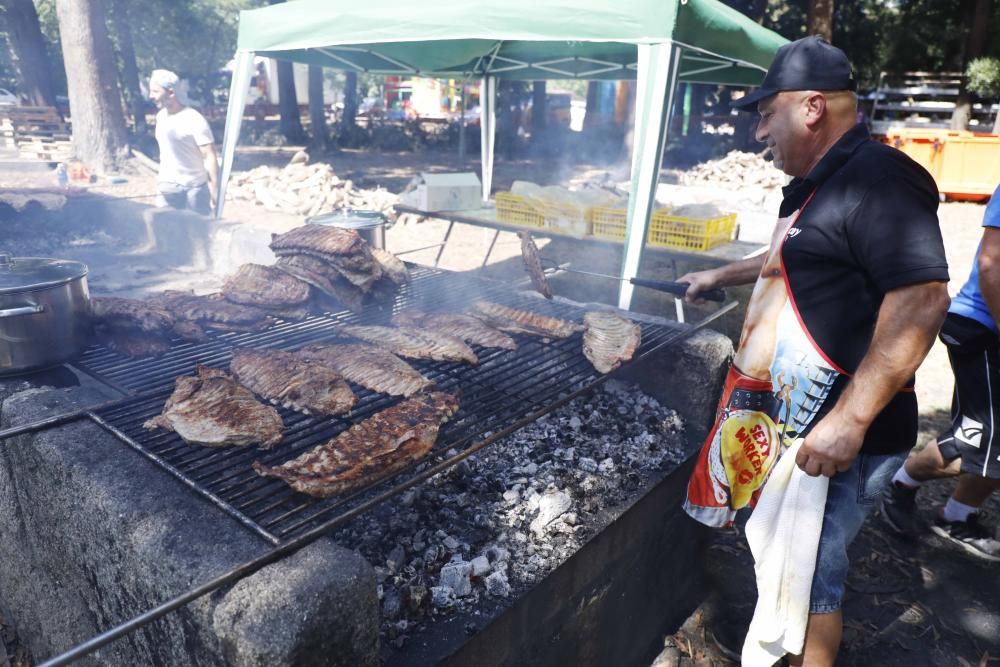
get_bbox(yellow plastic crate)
[495,192,545,229]
[650,210,737,251]
[589,206,737,252]
[590,206,629,240]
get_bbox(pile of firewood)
[680,150,787,190]
[226,156,399,219]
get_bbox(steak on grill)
[339,324,478,365]
[222,263,311,309]
[467,301,583,339]
[518,231,553,299]
[143,366,284,449]
[230,348,357,416]
[253,392,459,497]
[392,311,517,350]
[297,343,432,397]
[582,311,642,373]
[93,296,206,357]
[371,248,410,285]
[92,297,174,334]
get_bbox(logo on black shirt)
[787,228,802,239]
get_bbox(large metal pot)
[306,209,391,249]
[0,253,91,375]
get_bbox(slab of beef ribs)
[467,301,583,339]
[296,343,432,397]
[143,366,284,449]
[230,348,356,416]
[222,263,311,310]
[253,392,459,497]
[149,291,273,332]
[392,311,517,350]
[338,324,478,365]
[518,231,553,299]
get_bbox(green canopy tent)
[219,0,786,310]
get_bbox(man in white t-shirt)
[149,69,218,215]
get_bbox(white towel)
[741,439,829,666]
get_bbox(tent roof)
[236,0,786,84]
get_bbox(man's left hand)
[795,412,866,477]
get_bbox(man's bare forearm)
[710,254,766,287]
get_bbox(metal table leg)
[481,228,500,268]
[433,220,455,268]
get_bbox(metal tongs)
[539,259,726,302]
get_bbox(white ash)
[336,379,689,649]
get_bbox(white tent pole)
[479,75,496,202]
[617,42,681,311]
[215,50,256,219]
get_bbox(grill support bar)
[38,300,736,667]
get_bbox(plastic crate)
[650,210,737,251]
[589,206,737,252]
[495,192,545,229]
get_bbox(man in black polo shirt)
[680,36,950,665]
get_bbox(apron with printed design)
[683,196,841,528]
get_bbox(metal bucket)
[305,209,390,249]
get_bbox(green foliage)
[967,57,1000,98]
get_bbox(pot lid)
[306,208,388,230]
[0,254,88,294]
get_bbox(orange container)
[885,128,1000,200]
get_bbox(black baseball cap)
[732,35,856,111]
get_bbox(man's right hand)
[677,269,722,304]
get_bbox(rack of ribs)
[253,392,460,497]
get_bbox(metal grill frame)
[70,265,730,545]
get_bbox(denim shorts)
[809,449,908,614]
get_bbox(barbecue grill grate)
[73,265,696,545]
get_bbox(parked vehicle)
[0,88,20,106]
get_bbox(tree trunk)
[531,80,547,142]
[277,60,305,143]
[108,0,146,134]
[807,0,834,42]
[342,71,359,126]
[583,81,600,132]
[620,81,636,161]
[308,64,328,151]
[55,0,129,173]
[952,0,992,130]
[0,0,57,107]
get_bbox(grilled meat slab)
[143,366,284,448]
[276,255,365,313]
[297,343,432,397]
[105,330,171,357]
[92,296,174,334]
[222,263,310,308]
[339,324,478,365]
[150,291,272,332]
[270,225,382,289]
[467,301,583,339]
[230,348,356,416]
[518,231,553,299]
[583,311,642,373]
[371,248,410,285]
[392,311,517,351]
[253,392,459,497]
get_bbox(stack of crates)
[495,192,592,236]
[590,206,737,251]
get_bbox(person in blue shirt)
[881,185,1000,561]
